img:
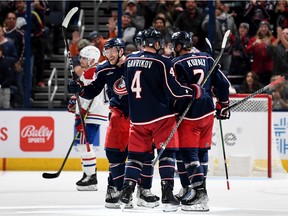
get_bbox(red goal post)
[210,94,285,178]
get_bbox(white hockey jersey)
[76,66,109,125]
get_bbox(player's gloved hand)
[67,95,77,113]
[67,79,83,94]
[190,84,204,100]
[216,101,230,120]
[74,108,87,132]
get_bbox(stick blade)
[62,7,79,28]
[221,30,231,49]
[205,37,212,51]
[42,172,60,179]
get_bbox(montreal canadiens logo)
[113,77,128,96]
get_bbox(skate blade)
[120,201,134,211]
[77,185,98,191]
[137,199,159,208]
[105,202,121,209]
[181,203,209,212]
[163,204,178,212]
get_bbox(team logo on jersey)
[113,76,128,98]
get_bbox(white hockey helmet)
[79,45,101,67]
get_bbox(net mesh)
[209,94,286,177]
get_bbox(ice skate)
[175,186,190,201]
[76,173,98,191]
[119,181,136,209]
[181,187,209,212]
[105,185,121,209]
[161,180,180,212]
[137,186,160,208]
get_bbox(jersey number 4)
[131,70,142,98]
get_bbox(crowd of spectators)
[1,0,288,110]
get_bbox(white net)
[209,94,286,177]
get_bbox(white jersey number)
[131,70,142,98]
[193,68,204,85]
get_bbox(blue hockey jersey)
[80,60,129,116]
[172,52,230,119]
[125,51,194,124]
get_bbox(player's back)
[173,51,229,119]
[125,51,177,124]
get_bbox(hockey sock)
[158,150,175,184]
[110,162,125,191]
[176,151,190,188]
[139,160,154,189]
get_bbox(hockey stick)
[62,7,91,152]
[42,132,79,179]
[152,30,231,166]
[42,99,94,179]
[42,99,95,179]
[219,119,230,190]
[206,36,230,190]
[223,76,285,112]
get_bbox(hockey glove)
[74,108,87,132]
[216,101,230,120]
[67,79,83,94]
[190,84,204,100]
[67,95,77,113]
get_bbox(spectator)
[243,0,274,37]
[153,16,173,43]
[69,30,81,58]
[274,0,288,29]
[156,0,183,28]
[152,16,174,56]
[0,45,14,109]
[121,12,138,46]
[245,20,276,85]
[202,1,238,74]
[135,0,158,29]
[3,12,25,108]
[268,27,288,75]
[14,0,46,88]
[237,71,263,93]
[124,0,145,30]
[229,22,251,76]
[88,17,116,63]
[174,0,206,50]
[270,75,288,110]
[0,24,18,70]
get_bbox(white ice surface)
[1,171,288,216]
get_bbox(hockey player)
[120,28,203,212]
[68,38,159,208]
[67,45,109,191]
[171,31,231,211]
[68,38,129,207]
[133,30,161,208]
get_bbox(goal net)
[209,94,286,177]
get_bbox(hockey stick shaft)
[206,35,230,190]
[152,31,231,166]
[219,119,230,190]
[42,131,79,179]
[61,7,91,152]
[42,99,94,179]
[223,76,285,112]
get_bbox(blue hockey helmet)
[171,31,193,50]
[135,31,143,47]
[142,28,163,48]
[104,38,125,51]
